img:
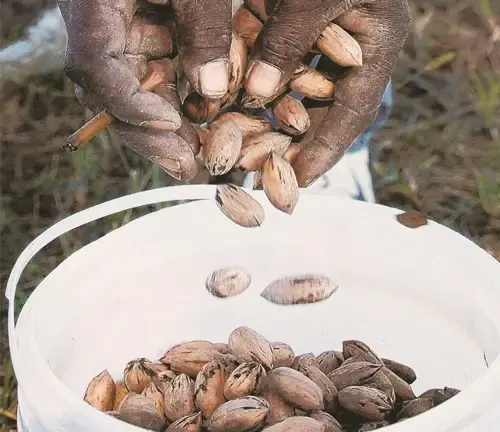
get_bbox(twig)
[0,408,17,421]
[64,70,164,152]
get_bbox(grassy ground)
[1,0,499,429]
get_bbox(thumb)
[245,0,334,98]
[172,0,232,98]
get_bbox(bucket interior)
[17,195,500,404]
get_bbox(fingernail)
[152,157,183,180]
[141,120,178,131]
[246,61,282,98]
[199,60,229,98]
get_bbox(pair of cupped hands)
[58,0,411,186]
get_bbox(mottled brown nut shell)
[205,266,252,298]
[310,411,342,432]
[119,394,166,431]
[224,362,266,399]
[291,353,320,370]
[364,370,395,404]
[298,365,338,414]
[161,341,215,365]
[261,152,299,215]
[337,386,393,422]
[261,274,338,305]
[381,367,415,401]
[215,184,265,228]
[222,32,248,107]
[237,132,291,172]
[260,377,294,425]
[381,358,417,384]
[166,412,202,432]
[232,6,263,48]
[266,367,324,412]
[396,397,434,420]
[289,67,335,100]
[261,416,326,432]
[194,359,226,418]
[271,342,295,368]
[342,340,382,364]
[168,349,224,378]
[354,421,391,431]
[166,413,201,432]
[152,369,177,394]
[212,343,233,355]
[328,362,382,392]
[205,396,269,432]
[124,358,157,394]
[316,351,342,375]
[142,382,164,415]
[84,369,116,412]
[182,92,220,124]
[203,120,242,176]
[216,112,272,139]
[163,374,196,422]
[228,326,273,369]
[316,23,363,67]
[419,387,459,406]
[272,94,310,135]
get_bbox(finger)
[149,59,181,111]
[74,56,181,125]
[77,56,199,173]
[125,12,176,59]
[110,122,198,181]
[175,117,201,156]
[75,54,150,113]
[147,0,171,5]
[172,0,232,98]
[293,3,411,186]
[279,102,329,166]
[245,0,335,98]
[62,0,180,130]
[124,54,150,80]
[149,59,201,155]
[300,101,330,146]
[244,0,278,22]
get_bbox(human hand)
[244,0,411,187]
[57,0,233,181]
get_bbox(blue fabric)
[347,80,393,154]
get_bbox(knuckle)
[177,20,231,56]
[63,49,93,85]
[64,49,107,93]
[262,24,313,66]
[175,0,231,49]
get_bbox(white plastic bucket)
[7,184,500,432]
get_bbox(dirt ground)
[1,0,499,429]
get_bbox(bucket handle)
[6,184,218,362]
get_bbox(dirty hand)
[245,0,411,187]
[58,0,233,181]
